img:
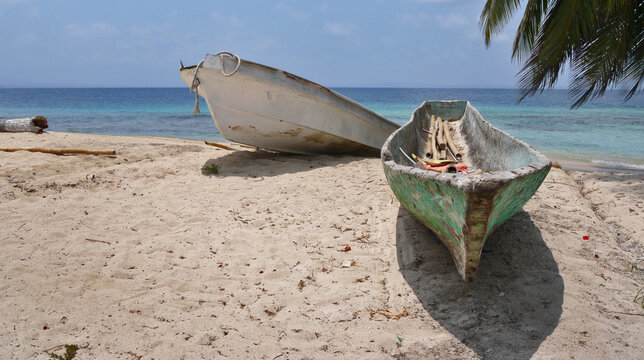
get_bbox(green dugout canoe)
[381,101,551,281]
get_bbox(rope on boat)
[189,52,240,114]
[190,60,204,114]
[216,51,241,77]
[193,91,200,114]
[190,60,204,92]
[399,147,415,164]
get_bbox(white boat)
[179,52,399,155]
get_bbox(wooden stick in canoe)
[430,129,439,161]
[430,116,439,161]
[424,115,435,158]
[437,118,447,160]
[444,122,462,161]
[0,147,115,156]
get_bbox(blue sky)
[0,0,533,88]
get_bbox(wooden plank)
[204,141,234,150]
[0,147,115,156]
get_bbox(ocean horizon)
[1,87,643,172]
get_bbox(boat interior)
[387,101,543,173]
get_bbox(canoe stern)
[382,100,551,281]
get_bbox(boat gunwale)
[381,100,551,191]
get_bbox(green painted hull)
[381,101,551,281]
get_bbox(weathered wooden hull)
[180,53,399,155]
[381,101,551,281]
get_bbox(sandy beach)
[0,131,642,359]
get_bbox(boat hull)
[180,54,399,155]
[381,101,551,281]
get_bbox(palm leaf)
[481,0,643,107]
[480,0,523,47]
[512,0,548,61]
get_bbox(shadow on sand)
[201,150,372,179]
[396,207,563,360]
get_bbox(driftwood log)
[0,148,115,156]
[0,116,48,134]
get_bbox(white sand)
[1,132,642,359]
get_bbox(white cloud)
[323,22,356,36]
[467,26,513,44]
[65,22,119,39]
[0,0,26,5]
[228,14,244,27]
[435,13,468,28]
[212,11,245,27]
[398,13,430,28]
[484,31,512,45]
[416,0,458,3]
[128,24,167,38]
[0,0,25,15]
[400,12,471,29]
[17,32,37,43]
[274,2,310,20]
[259,38,282,51]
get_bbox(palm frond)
[512,0,548,61]
[516,0,597,99]
[482,0,642,107]
[480,0,522,47]
[568,0,643,107]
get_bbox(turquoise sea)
[1,88,642,172]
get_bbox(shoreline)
[546,153,644,175]
[1,131,642,359]
[560,164,644,175]
[41,130,644,175]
